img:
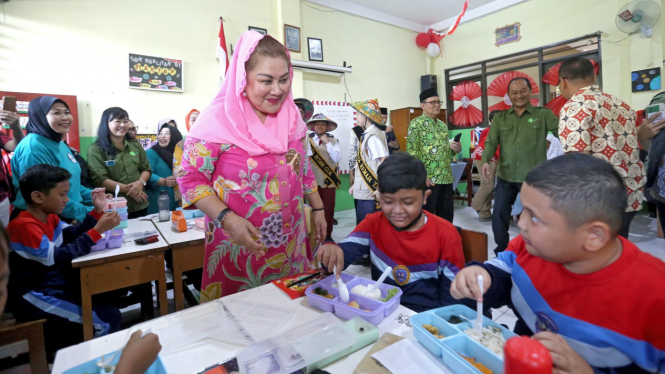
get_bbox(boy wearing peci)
[452,153,665,373]
[6,164,122,355]
[318,153,466,312]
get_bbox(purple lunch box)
[90,229,125,251]
[305,273,402,326]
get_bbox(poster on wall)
[129,53,184,92]
[136,134,157,150]
[495,23,521,47]
[632,68,661,92]
[311,101,355,175]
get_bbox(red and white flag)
[216,18,229,86]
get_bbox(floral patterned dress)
[177,136,318,301]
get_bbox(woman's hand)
[313,210,327,242]
[223,213,266,256]
[165,176,178,187]
[126,180,144,199]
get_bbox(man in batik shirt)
[558,57,645,238]
[407,88,461,223]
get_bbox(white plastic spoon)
[113,185,120,211]
[333,266,349,303]
[474,274,483,335]
[369,266,392,293]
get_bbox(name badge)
[68,153,77,164]
[105,160,116,167]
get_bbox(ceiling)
[343,0,497,26]
[304,0,530,32]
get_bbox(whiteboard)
[311,101,356,174]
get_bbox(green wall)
[79,136,97,160]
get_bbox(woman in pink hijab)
[178,31,326,300]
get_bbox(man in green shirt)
[482,77,559,255]
[407,88,461,223]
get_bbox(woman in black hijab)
[10,96,102,222]
[145,123,183,214]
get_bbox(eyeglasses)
[127,127,137,132]
[423,100,444,106]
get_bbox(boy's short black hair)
[489,110,500,123]
[377,152,427,194]
[524,153,626,234]
[559,58,595,82]
[19,164,71,205]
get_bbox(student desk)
[52,283,456,374]
[152,220,205,312]
[72,219,169,341]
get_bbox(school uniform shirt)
[338,211,465,312]
[87,139,151,213]
[11,133,94,222]
[479,235,665,373]
[559,85,645,212]
[471,127,499,162]
[310,134,341,163]
[352,125,389,201]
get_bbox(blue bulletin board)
[632,68,661,92]
[495,23,521,47]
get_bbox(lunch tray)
[412,304,518,374]
[91,229,125,252]
[305,273,402,326]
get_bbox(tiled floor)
[331,202,665,327]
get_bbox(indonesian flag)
[216,18,229,86]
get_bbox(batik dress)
[179,136,318,301]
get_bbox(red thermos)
[504,336,553,374]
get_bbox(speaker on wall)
[421,75,437,93]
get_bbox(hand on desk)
[114,330,161,374]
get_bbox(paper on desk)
[371,339,445,374]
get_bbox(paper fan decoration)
[542,59,599,86]
[545,95,567,117]
[449,80,483,127]
[487,71,540,112]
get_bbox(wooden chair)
[0,319,48,374]
[456,227,488,263]
[453,158,475,207]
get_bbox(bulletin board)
[311,101,356,174]
[129,53,184,92]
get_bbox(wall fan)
[616,0,661,38]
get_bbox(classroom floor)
[332,202,665,330]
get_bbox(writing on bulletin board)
[495,23,521,47]
[129,53,184,92]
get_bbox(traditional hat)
[294,98,314,122]
[349,99,383,126]
[307,113,338,132]
[420,88,439,103]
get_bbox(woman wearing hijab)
[146,123,182,214]
[185,110,199,131]
[177,31,327,300]
[10,96,103,222]
[173,109,200,204]
[87,107,152,218]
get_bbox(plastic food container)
[411,304,518,374]
[194,217,205,230]
[104,197,127,210]
[237,312,357,374]
[115,220,128,229]
[91,229,125,252]
[105,207,128,215]
[119,213,128,221]
[305,273,402,326]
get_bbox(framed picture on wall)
[248,26,267,35]
[284,24,300,53]
[308,37,323,62]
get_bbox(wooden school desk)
[72,219,169,341]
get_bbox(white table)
[72,219,169,341]
[152,220,205,311]
[52,283,455,374]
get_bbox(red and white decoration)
[542,60,599,117]
[415,0,469,57]
[487,71,539,112]
[449,80,483,127]
[216,18,229,86]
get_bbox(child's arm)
[450,255,514,308]
[316,221,372,277]
[532,332,594,374]
[114,330,161,374]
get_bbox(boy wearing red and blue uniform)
[6,164,121,355]
[452,154,665,373]
[318,153,465,312]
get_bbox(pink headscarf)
[188,31,307,156]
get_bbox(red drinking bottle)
[504,336,553,374]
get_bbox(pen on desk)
[287,272,321,288]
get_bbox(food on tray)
[348,301,360,308]
[313,287,334,300]
[459,354,493,374]
[464,326,506,357]
[350,285,382,301]
[382,288,399,302]
[447,315,464,324]
[422,324,445,339]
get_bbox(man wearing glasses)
[126,120,138,141]
[482,77,559,255]
[407,88,461,223]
